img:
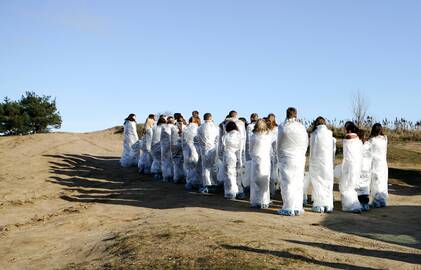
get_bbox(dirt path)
[1,131,420,269]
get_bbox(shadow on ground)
[46,153,421,251]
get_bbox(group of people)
[120,108,388,216]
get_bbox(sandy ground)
[0,129,420,269]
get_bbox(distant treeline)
[0,92,62,136]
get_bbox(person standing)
[120,114,139,167]
[183,117,201,190]
[308,117,336,213]
[249,119,272,209]
[197,113,220,193]
[369,123,389,208]
[160,116,175,181]
[151,116,166,179]
[222,121,244,200]
[138,114,155,174]
[277,108,309,216]
[340,121,364,213]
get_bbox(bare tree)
[351,90,369,127]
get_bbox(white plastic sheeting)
[160,123,174,180]
[138,127,153,174]
[309,125,335,211]
[244,122,256,189]
[249,132,272,207]
[198,120,219,187]
[238,121,248,189]
[182,123,201,189]
[340,137,363,212]
[277,119,308,214]
[171,123,185,183]
[369,136,389,206]
[357,141,372,196]
[120,120,139,167]
[151,125,162,175]
[222,130,243,199]
[270,127,279,195]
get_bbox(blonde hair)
[253,119,269,134]
[144,117,155,130]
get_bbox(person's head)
[370,123,384,138]
[267,113,278,130]
[192,110,200,118]
[157,116,167,126]
[253,119,269,134]
[286,107,297,120]
[189,116,201,125]
[228,110,238,119]
[250,113,259,123]
[167,116,175,124]
[239,117,247,126]
[174,113,181,121]
[204,113,212,121]
[125,113,136,122]
[344,121,364,139]
[311,116,326,132]
[144,114,155,129]
[225,121,238,133]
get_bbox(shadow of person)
[321,205,421,250]
[285,240,421,265]
[388,167,421,196]
[44,153,274,214]
[221,244,377,270]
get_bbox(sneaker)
[199,186,209,194]
[250,204,261,209]
[277,209,295,216]
[312,206,324,213]
[294,210,304,216]
[225,194,236,200]
[261,204,270,209]
[236,192,246,200]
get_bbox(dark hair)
[174,113,181,120]
[311,116,326,133]
[204,113,212,121]
[370,123,384,138]
[125,113,136,122]
[267,113,278,129]
[157,116,166,125]
[286,107,297,119]
[192,111,199,117]
[189,116,201,125]
[228,110,237,118]
[167,116,174,124]
[148,114,155,119]
[250,113,259,123]
[225,121,239,132]
[344,121,364,139]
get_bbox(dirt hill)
[0,130,420,269]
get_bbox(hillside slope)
[0,130,420,269]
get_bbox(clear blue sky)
[1,0,420,132]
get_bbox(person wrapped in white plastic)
[277,108,308,216]
[171,113,186,183]
[357,139,372,211]
[120,114,139,167]
[267,113,279,196]
[183,117,201,190]
[250,119,272,209]
[197,113,219,193]
[340,121,363,213]
[161,116,175,181]
[217,111,239,185]
[222,121,244,200]
[138,114,155,174]
[151,116,166,179]
[368,123,389,208]
[308,117,336,213]
[245,113,259,192]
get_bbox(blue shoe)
[225,194,236,200]
[236,192,246,200]
[277,209,295,216]
[361,203,370,212]
[251,204,261,209]
[351,208,362,214]
[199,186,209,194]
[261,204,269,209]
[312,206,324,213]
